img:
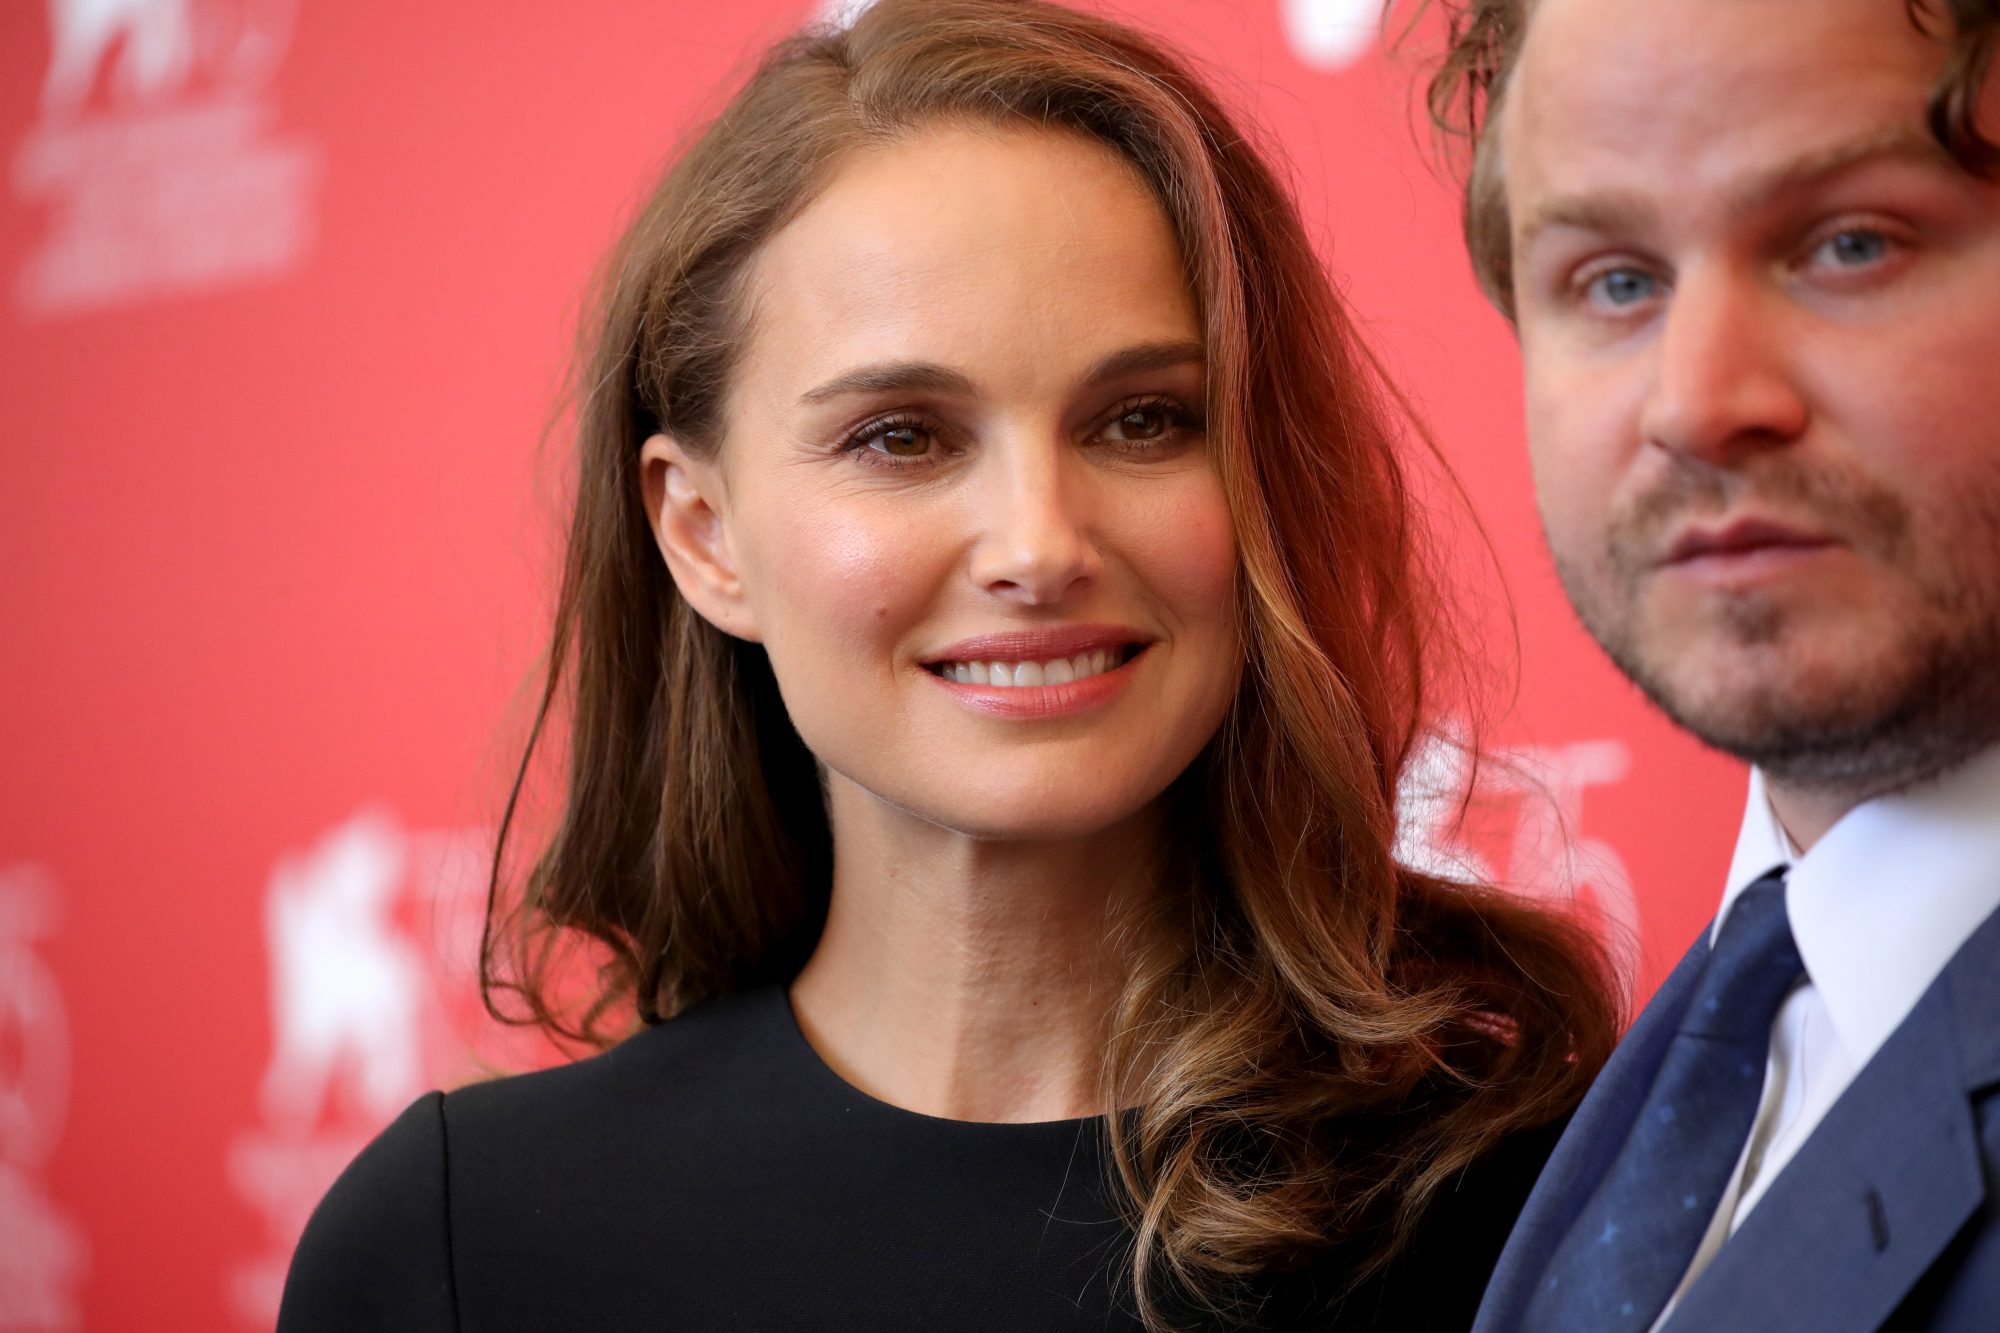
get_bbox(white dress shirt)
[1654,742,2000,1326]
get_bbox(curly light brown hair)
[1423,0,2000,316]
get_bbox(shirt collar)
[1715,744,2000,1071]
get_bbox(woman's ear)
[639,433,762,642]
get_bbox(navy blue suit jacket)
[1474,902,2000,1332]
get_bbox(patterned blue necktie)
[1525,871,1803,1331]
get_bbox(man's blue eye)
[1824,230,1889,266]
[1590,268,1657,307]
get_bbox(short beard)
[1603,598,2000,798]
[1557,453,2000,803]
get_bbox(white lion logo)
[1280,0,1383,70]
[256,810,426,1132]
[39,0,298,116]
[41,0,193,113]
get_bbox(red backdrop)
[0,2,1745,1328]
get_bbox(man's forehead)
[1501,0,1944,211]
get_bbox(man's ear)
[639,433,761,642]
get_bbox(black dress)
[278,986,1556,1331]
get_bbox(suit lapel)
[1474,934,1711,1332]
[1661,906,2000,1333]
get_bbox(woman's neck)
[789,778,1170,1123]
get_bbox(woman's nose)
[967,441,1100,606]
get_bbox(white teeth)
[935,648,1130,687]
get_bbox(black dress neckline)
[767,982,1116,1133]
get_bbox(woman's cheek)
[1138,475,1238,618]
[740,491,939,679]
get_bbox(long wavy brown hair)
[483,0,1618,1324]
[1421,0,2000,316]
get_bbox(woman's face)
[644,124,1240,842]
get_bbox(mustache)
[1607,454,1911,571]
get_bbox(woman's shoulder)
[276,986,798,1331]
[276,1091,455,1331]
[1424,1114,1566,1223]
[1316,1117,1567,1330]
[444,983,794,1141]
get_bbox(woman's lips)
[931,646,1125,688]
[924,643,1148,719]
[922,623,1149,665]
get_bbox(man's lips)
[1661,518,1839,567]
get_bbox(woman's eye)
[1097,398,1199,448]
[857,422,934,458]
[1584,267,1659,309]
[1103,404,1173,442]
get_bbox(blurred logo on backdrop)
[1397,727,1642,980]
[1279,0,1383,69]
[11,0,320,318]
[0,866,85,1333]
[814,0,877,26]
[816,0,1383,70]
[226,808,508,1328]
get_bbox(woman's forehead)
[731,123,1200,403]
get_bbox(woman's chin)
[897,784,1169,846]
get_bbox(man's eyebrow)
[1516,192,1654,250]
[1736,128,1951,207]
[1514,129,1953,249]
[796,339,1205,407]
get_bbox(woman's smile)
[920,625,1152,718]
[932,652,1119,687]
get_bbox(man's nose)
[967,440,1099,606]
[1639,265,1809,464]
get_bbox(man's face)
[1502,0,2000,793]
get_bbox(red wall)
[0,2,1745,1328]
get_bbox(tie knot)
[1681,870,1803,1040]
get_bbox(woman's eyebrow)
[1081,339,1206,386]
[797,339,1206,408]
[798,361,976,406]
